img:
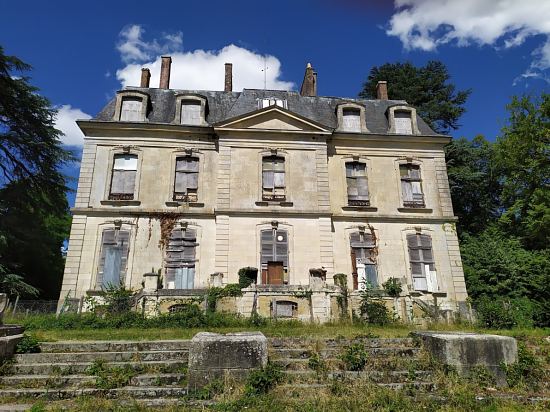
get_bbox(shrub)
[244,362,284,395]
[308,351,327,376]
[339,343,368,371]
[238,267,258,289]
[15,334,41,354]
[382,277,403,297]
[86,359,137,389]
[474,296,536,329]
[502,343,544,388]
[206,284,243,312]
[359,287,393,326]
[102,284,135,315]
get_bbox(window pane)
[410,262,423,276]
[187,173,198,190]
[423,248,433,261]
[411,181,423,195]
[401,180,413,202]
[394,112,413,134]
[111,170,125,194]
[120,97,142,121]
[262,171,274,189]
[342,109,361,132]
[409,166,421,180]
[347,177,358,197]
[365,264,378,287]
[409,249,421,261]
[273,172,285,188]
[399,164,409,177]
[121,170,136,194]
[175,172,187,192]
[176,157,199,172]
[114,155,137,170]
[356,177,369,197]
[181,101,201,125]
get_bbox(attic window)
[342,108,361,132]
[181,101,202,125]
[260,98,287,109]
[120,97,143,121]
[394,111,413,135]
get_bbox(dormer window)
[388,105,419,135]
[181,101,201,125]
[260,98,287,109]
[114,91,149,122]
[342,108,361,132]
[394,111,413,135]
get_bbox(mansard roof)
[95,87,440,136]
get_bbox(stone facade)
[58,62,468,321]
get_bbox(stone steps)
[0,386,189,400]
[14,350,188,364]
[269,347,420,359]
[39,340,191,353]
[278,381,437,391]
[284,370,434,383]
[269,337,416,349]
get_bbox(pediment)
[214,106,330,134]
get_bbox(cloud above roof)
[54,105,91,147]
[386,0,550,83]
[115,25,295,91]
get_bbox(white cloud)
[387,0,550,82]
[115,25,294,91]
[55,105,91,147]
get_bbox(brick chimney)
[300,63,317,97]
[376,81,388,100]
[140,68,151,88]
[159,56,172,89]
[224,63,233,92]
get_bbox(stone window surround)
[113,91,150,122]
[101,146,143,206]
[394,157,432,213]
[165,148,205,208]
[400,227,442,294]
[335,102,370,133]
[340,154,377,211]
[255,149,293,207]
[89,221,135,292]
[343,225,379,289]
[387,105,420,135]
[163,221,203,289]
[173,94,208,126]
[256,221,294,285]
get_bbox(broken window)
[342,108,361,132]
[180,100,202,125]
[120,97,143,121]
[97,229,130,289]
[262,156,285,201]
[346,162,369,206]
[260,228,288,285]
[109,154,138,200]
[174,157,199,202]
[394,111,413,135]
[350,232,377,289]
[400,164,424,208]
[407,233,437,292]
[165,227,197,289]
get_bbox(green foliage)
[359,287,393,326]
[15,334,41,354]
[474,296,538,329]
[467,365,496,388]
[244,362,284,396]
[238,267,258,289]
[190,379,225,400]
[382,277,403,297]
[86,358,137,390]
[206,284,243,312]
[333,273,350,320]
[339,343,368,371]
[502,343,545,389]
[102,284,135,315]
[360,60,471,133]
[308,351,328,376]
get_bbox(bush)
[359,288,393,326]
[502,343,545,388]
[382,277,403,297]
[244,362,284,395]
[238,267,258,289]
[206,284,243,312]
[15,334,40,354]
[102,284,135,315]
[474,296,536,329]
[339,343,368,371]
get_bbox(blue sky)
[2,0,549,206]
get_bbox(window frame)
[113,91,149,122]
[345,161,370,206]
[349,231,378,290]
[399,163,425,208]
[173,156,199,202]
[103,147,143,203]
[173,94,208,126]
[406,232,436,292]
[335,103,369,133]
[387,105,420,135]
[261,155,286,201]
[167,149,204,206]
[164,225,198,289]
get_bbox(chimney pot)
[376,81,388,100]
[159,56,172,89]
[224,63,233,92]
[300,63,317,97]
[140,68,151,88]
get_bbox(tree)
[359,61,471,134]
[0,46,73,299]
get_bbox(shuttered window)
[97,229,130,289]
[262,156,285,201]
[180,101,201,125]
[109,154,138,200]
[120,97,143,121]
[346,162,369,206]
[174,157,199,201]
[407,233,435,291]
[165,227,197,289]
[394,111,413,134]
[350,232,377,289]
[342,108,361,132]
[400,164,424,208]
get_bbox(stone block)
[188,332,267,391]
[413,331,517,385]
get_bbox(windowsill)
[342,206,378,212]
[101,200,141,206]
[86,290,105,297]
[410,290,447,297]
[165,201,205,208]
[255,201,294,207]
[398,207,432,213]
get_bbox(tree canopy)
[359,61,471,134]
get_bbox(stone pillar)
[159,56,172,89]
[188,332,268,391]
[143,272,159,292]
[376,81,388,100]
[224,63,232,92]
[210,272,224,287]
[140,68,151,88]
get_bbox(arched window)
[165,227,197,289]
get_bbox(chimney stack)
[224,63,233,92]
[140,68,151,88]
[376,81,388,100]
[159,56,172,89]
[300,63,317,97]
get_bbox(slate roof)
[95,87,440,136]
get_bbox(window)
[350,232,377,289]
[273,300,297,318]
[407,233,437,291]
[109,154,138,200]
[342,108,361,132]
[346,162,369,206]
[400,164,424,208]
[165,227,197,289]
[260,98,287,109]
[120,97,143,121]
[97,229,129,289]
[174,157,199,202]
[394,111,413,134]
[260,228,288,285]
[180,101,202,125]
[262,156,285,201]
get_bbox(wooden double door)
[261,261,284,285]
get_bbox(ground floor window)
[350,231,377,290]
[165,227,197,289]
[97,229,130,289]
[407,233,436,291]
[260,228,288,285]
